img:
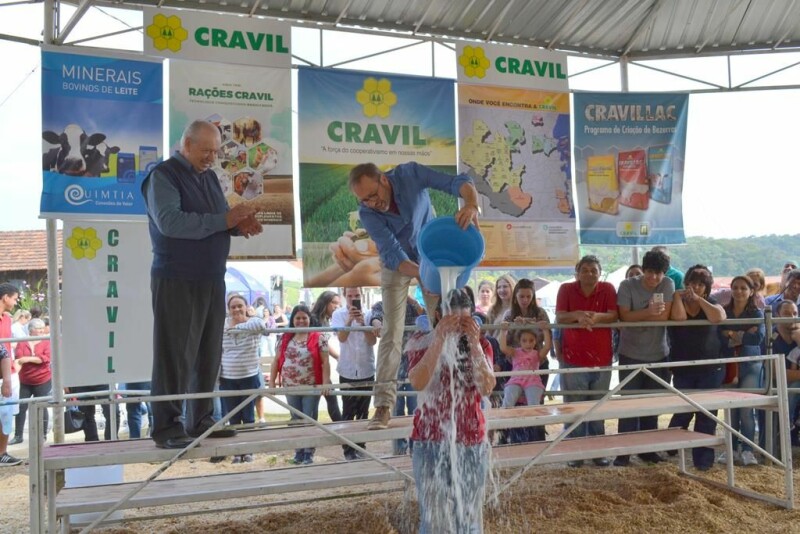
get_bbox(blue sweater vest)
[147,157,230,280]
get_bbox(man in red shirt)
[0,283,22,466]
[556,255,617,467]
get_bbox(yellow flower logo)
[146,14,188,53]
[66,227,102,260]
[459,46,491,78]
[356,78,397,119]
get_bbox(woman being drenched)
[407,288,496,533]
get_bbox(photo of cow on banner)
[573,93,689,245]
[297,67,459,288]
[40,48,163,219]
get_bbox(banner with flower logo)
[454,43,577,267]
[61,221,153,387]
[40,48,163,219]
[297,67,457,287]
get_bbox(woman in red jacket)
[269,305,330,465]
[12,318,51,444]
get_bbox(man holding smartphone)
[614,249,675,466]
[331,287,378,460]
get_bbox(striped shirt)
[221,317,265,379]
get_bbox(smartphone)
[352,298,362,311]
[652,293,664,304]
[116,152,136,184]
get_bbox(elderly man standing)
[142,120,262,449]
[555,255,617,467]
[348,162,480,430]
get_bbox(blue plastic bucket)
[417,216,485,295]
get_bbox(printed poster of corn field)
[297,67,458,287]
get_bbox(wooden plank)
[55,429,720,516]
[44,391,773,470]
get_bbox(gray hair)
[180,120,220,147]
[28,318,46,331]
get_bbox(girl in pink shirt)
[499,326,545,408]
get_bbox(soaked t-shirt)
[408,331,490,445]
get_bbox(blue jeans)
[668,367,724,468]
[502,384,543,408]
[560,363,611,438]
[124,382,152,439]
[732,361,763,452]
[394,382,417,455]
[617,355,670,435]
[219,374,261,425]
[286,393,320,458]
[412,441,487,534]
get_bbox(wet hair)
[625,264,643,278]
[575,254,601,273]
[348,163,381,189]
[462,285,476,308]
[725,275,758,314]
[310,290,339,325]
[289,305,313,327]
[642,250,670,274]
[227,293,247,308]
[683,264,714,298]
[0,282,19,300]
[509,278,543,320]
[435,288,475,315]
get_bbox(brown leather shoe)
[367,406,391,430]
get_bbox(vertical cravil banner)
[40,48,163,219]
[61,221,153,387]
[168,60,295,259]
[573,93,689,245]
[455,43,579,267]
[297,67,458,288]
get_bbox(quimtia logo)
[64,184,93,206]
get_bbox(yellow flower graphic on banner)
[146,14,188,52]
[356,78,397,118]
[459,46,491,78]
[66,227,102,260]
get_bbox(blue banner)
[40,50,163,218]
[573,93,688,245]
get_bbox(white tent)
[227,260,304,284]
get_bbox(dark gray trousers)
[150,276,225,442]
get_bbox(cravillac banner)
[573,93,689,245]
[456,43,578,267]
[297,67,457,287]
[169,60,294,259]
[40,48,163,219]
[61,221,153,387]
[143,7,290,68]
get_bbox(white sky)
[1,4,799,240]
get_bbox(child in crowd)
[499,326,546,408]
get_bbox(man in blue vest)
[142,120,262,449]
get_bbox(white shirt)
[330,307,375,379]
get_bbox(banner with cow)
[573,92,689,245]
[297,67,457,287]
[169,59,295,259]
[40,48,163,219]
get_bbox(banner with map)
[457,85,578,267]
[169,59,294,258]
[297,67,457,287]
[573,92,688,245]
